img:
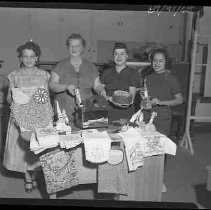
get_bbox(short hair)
[17,41,41,58]
[66,33,86,48]
[113,42,129,54]
[149,48,172,69]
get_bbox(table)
[32,126,175,201]
[47,147,164,201]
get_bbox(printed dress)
[3,67,52,173]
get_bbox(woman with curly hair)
[141,48,183,136]
[139,48,183,193]
[3,41,52,193]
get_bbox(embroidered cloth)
[120,128,145,171]
[39,148,79,194]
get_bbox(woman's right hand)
[101,89,112,101]
[66,85,76,95]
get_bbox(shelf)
[126,62,150,67]
[198,35,211,38]
[189,116,211,120]
[195,64,207,66]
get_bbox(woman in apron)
[3,41,52,193]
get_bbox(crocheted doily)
[84,140,111,163]
[11,98,54,131]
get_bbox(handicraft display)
[11,87,54,132]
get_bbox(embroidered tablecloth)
[39,148,79,194]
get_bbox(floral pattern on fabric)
[11,97,54,132]
[144,136,164,157]
[33,88,49,104]
[124,140,145,171]
[39,149,79,194]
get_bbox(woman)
[142,48,183,136]
[141,48,183,193]
[3,41,52,193]
[49,33,102,199]
[97,43,139,200]
[99,42,139,121]
[49,33,101,123]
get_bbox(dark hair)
[113,42,129,55]
[17,41,41,58]
[149,48,172,70]
[17,41,41,67]
[66,33,86,49]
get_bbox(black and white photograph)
[0,2,209,209]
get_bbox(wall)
[193,7,211,122]
[198,7,211,97]
[0,7,186,77]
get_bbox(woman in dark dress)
[142,48,183,136]
[99,42,139,122]
[141,48,183,192]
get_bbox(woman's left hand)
[151,98,169,106]
[151,98,160,105]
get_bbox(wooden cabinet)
[0,8,29,75]
[27,8,62,61]
[91,11,183,63]
[28,9,94,62]
[91,11,148,62]
[0,7,185,75]
[60,10,93,61]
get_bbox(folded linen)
[82,129,111,163]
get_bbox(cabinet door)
[0,7,29,75]
[91,10,183,63]
[92,11,148,63]
[60,10,93,61]
[27,8,62,62]
[145,12,183,43]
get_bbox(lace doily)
[82,130,111,163]
[84,140,111,163]
[11,98,54,131]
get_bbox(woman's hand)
[151,98,166,106]
[66,85,76,96]
[101,89,112,101]
[151,93,183,107]
[151,98,160,106]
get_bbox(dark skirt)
[143,106,172,136]
[108,103,135,122]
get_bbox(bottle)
[55,100,63,121]
[62,109,70,125]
